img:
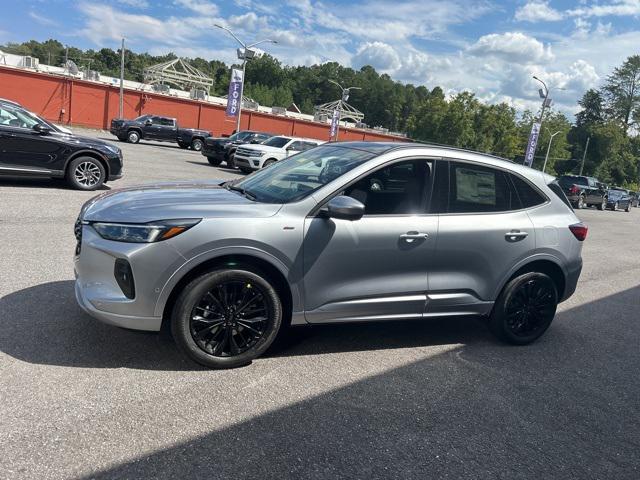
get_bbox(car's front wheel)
[66,156,106,191]
[127,130,140,144]
[597,198,606,210]
[625,203,631,212]
[171,269,282,369]
[489,272,558,345]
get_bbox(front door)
[0,105,65,174]
[302,158,438,323]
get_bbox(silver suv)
[74,143,586,368]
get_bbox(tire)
[191,138,204,151]
[171,269,282,369]
[65,156,106,191]
[240,167,252,174]
[226,154,236,169]
[625,203,631,212]
[262,159,277,168]
[576,195,585,209]
[489,272,558,345]
[597,198,606,211]
[207,157,222,166]
[127,130,140,144]
[613,202,619,211]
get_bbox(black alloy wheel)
[489,272,558,345]
[172,269,282,369]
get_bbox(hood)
[81,180,282,223]
[241,144,283,153]
[205,137,230,146]
[50,131,118,150]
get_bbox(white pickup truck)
[233,135,324,173]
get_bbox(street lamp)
[214,24,277,133]
[542,130,561,173]
[328,80,362,140]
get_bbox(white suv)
[234,136,323,172]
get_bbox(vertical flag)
[225,68,244,118]
[329,109,340,140]
[524,122,541,167]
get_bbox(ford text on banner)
[524,122,541,167]
[329,109,340,139]
[225,68,244,118]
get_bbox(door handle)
[505,230,528,242]
[400,231,429,242]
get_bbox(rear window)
[548,181,573,209]
[560,175,587,186]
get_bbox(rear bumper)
[561,258,583,302]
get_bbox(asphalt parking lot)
[1,129,640,479]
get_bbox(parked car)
[0,99,123,190]
[233,135,324,173]
[606,187,632,212]
[557,175,607,209]
[74,142,585,369]
[629,191,639,208]
[202,131,272,167]
[109,115,211,151]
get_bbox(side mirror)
[33,123,51,135]
[144,119,153,126]
[321,195,365,221]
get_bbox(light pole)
[119,38,125,119]
[542,130,561,173]
[533,75,551,129]
[214,25,277,133]
[328,80,361,140]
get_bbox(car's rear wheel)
[191,138,204,151]
[127,130,140,144]
[489,272,558,345]
[577,195,585,209]
[207,157,222,166]
[66,156,106,191]
[171,269,282,369]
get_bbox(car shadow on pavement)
[96,137,185,150]
[0,280,492,371]
[76,284,640,480]
[0,177,111,190]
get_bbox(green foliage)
[2,39,639,185]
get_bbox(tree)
[576,89,605,127]
[602,55,640,133]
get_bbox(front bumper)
[73,225,184,332]
[234,155,260,170]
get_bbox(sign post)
[225,68,244,126]
[524,122,541,167]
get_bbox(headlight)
[91,219,201,243]
[100,144,121,155]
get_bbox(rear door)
[157,117,177,141]
[429,159,536,310]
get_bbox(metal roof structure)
[314,99,364,123]
[143,58,213,93]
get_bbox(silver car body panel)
[74,144,583,331]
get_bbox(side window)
[448,162,513,213]
[0,106,38,129]
[509,174,547,208]
[288,141,304,151]
[344,159,432,215]
[300,142,318,151]
[159,117,174,126]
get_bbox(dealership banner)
[225,68,244,118]
[524,122,541,167]
[329,109,340,139]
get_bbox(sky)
[2,0,640,117]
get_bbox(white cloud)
[353,42,402,72]
[117,0,149,8]
[173,0,218,16]
[515,1,564,22]
[467,32,554,63]
[28,11,59,26]
[568,0,640,18]
[227,12,269,31]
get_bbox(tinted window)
[288,141,305,151]
[344,160,431,215]
[559,175,588,187]
[548,181,573,209]
[448,162,513,213]
[263,136,290,148]
[510,174,546,208]
[159,117,174,126]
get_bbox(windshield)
[263,136,291,148]
[233,145,376,203]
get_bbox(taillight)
[569,185,580,195]
[569,223,588,241]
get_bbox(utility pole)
[214,25,277,133]
[542,130,561,173]
[64,46,68,71]
[579,136,590,176]
[119,38,125,119]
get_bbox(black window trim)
[435,158,550,216]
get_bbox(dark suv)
[202,131,272,167]
[0,99,123,190]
